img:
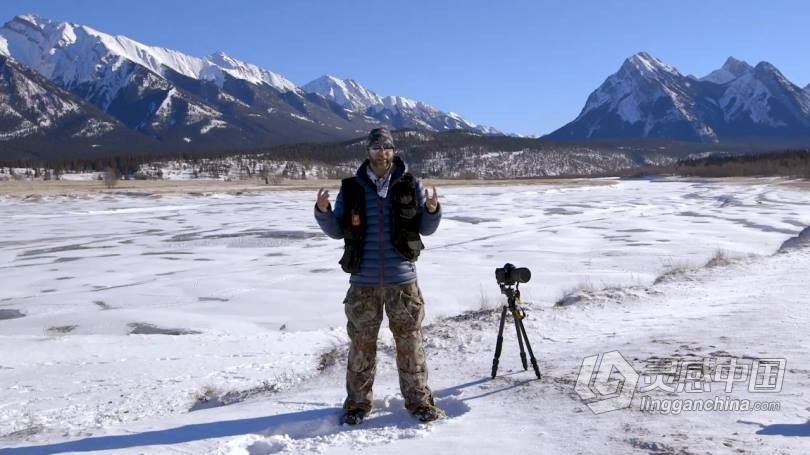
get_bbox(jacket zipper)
[378,195,384,287]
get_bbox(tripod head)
[498,282,520,304]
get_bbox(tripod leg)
[517,318,541,379]
[514,312,527,370]
[491,306,508,378]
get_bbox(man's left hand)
[425,186,439,214]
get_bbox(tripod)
[491,283,542,379]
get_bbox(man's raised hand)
[424,186,439,214]
[316,188,331,212]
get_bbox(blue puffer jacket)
[314,157,441,287]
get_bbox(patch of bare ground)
[127,322,201,335]
[555,282,651,307]
[190,380,281,411]
[778,179,810,192]
[655,249,750,285]
[556,249,752,307]
[0,309,25,320]
[0,410,45,440]
[779,226,810,253]
[317,343,345,372]
[627,437,695,455]
[704,249,735,268]
[46,325,78,335]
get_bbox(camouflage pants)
[343,282,434,413]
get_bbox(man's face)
[367,143,394,170]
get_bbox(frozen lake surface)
[1,178,809,453]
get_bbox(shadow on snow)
[0,376,541,454]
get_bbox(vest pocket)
[339,244,362,273]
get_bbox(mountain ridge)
[0,14,500,159]
[547,51,810,143]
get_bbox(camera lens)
[513,267,531,283]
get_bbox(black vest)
[338,172,425,274]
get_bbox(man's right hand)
[316,188,331,212]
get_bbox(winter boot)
[342,408,367,425]
[411,404,446,422]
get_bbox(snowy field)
[1,177,809,454]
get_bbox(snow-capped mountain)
[715,61,810,135]
[0,14,500,158]
[701,57,753,85]
[205,51,297,93]
[0,54,151,159]
[301,75,383,112]
[548,52,721,143]
[547,52,810,143]
[0,15,296,100]
[0,14,378,152]
[302,75,501,135]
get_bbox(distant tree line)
[1,129,807,180]
[627,149,810,179]
[0,154,146,178]
[0,129,588,174]
[0,141,362,177]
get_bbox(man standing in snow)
[314,127,444,425]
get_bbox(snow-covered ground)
[0,178,809,454]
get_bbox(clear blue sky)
[1,1,808,136]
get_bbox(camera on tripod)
[494,263,531,286]
[491,263,541,379]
